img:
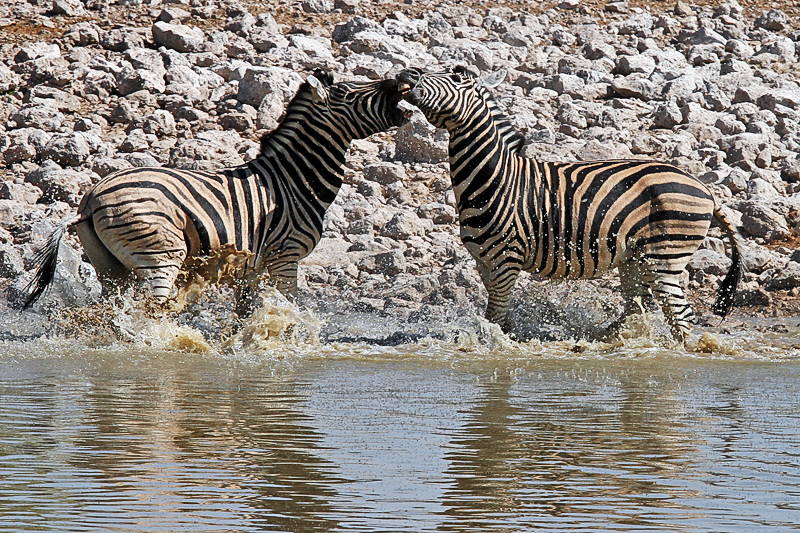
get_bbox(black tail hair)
[20,225,67,310]
[711,206,743,317]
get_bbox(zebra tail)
[711,205,743,317]
[20,216,81,310]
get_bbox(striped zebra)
[21,70,406,316]
[397,66,743,343]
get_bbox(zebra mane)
[452,66,523,155]
[478,86,525,155]
[259,69,335,154]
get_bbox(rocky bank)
[2,0,800,340]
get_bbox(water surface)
[1,306,799,532]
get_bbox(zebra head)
[397,66,506,129]
[303,69,408,140]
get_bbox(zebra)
[20,70,407,316]
[397,66,743,343]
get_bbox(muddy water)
[1,296,799,532]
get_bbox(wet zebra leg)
[484,264,521,333]
[134,263,183,303]
[648,263,695,344]
[234,278,259,319]
[602,261,657,339]
[268,258,299,300]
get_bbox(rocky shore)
[2,0,800,340]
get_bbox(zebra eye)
[449,73,463,82]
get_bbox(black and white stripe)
[398,66,742,343]
[22,71,406,315]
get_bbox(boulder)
[394,113,449,164]
[10,105,64,132]
[169,130,255,171]
[26,86,82,112]
[416,202,457,224]
[141,109,177,136]
[2,128,51,164]
[302,0,333,13]
[152,21,205,53]
[363,162,406,185]
[116,66,166,96]
[100,28,145,51]
[739,203,789,240]
[768,262,800,290]
[24,161,92,205]
[332,16,386,43]
[0,181,43,204]
[14,43,60,63]
[237,66,303,108]
[734,287,771,307]
[380,211,433,240]
[40,132,94,167]
[687,249,732,276]
[754,9,790,31]
[0,245,24,279]
[652,101,683,129]
[359,250,407,276]
[616,55,656,76]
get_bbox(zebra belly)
[518,218,712,282]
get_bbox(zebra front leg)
[268,259,299,301]
[483,264,521,334]
[234,276,260,319]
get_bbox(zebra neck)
[256,118,352,207]
[447,113,523,207]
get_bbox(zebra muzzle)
[398,81,413,95]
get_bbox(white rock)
[288,35,335,61]
[237,66,303,108]
[14,43,60,63]
[10,105,64,132]
[152,21,205,53]
[394,113,449,164]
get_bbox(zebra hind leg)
[133,263,184,311]
[647,263,695,344]
[602,261,658,340]
[74,219,137,299]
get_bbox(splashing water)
[39,284,323,359]
[4,271,798,363]
[222,287,322,358]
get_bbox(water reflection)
[1,347,799,532]
[438,368,706,531]
[439,378,526,529]
[0,356,345,531]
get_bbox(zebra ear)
[307,75,328,103]
[477,69,506,89]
